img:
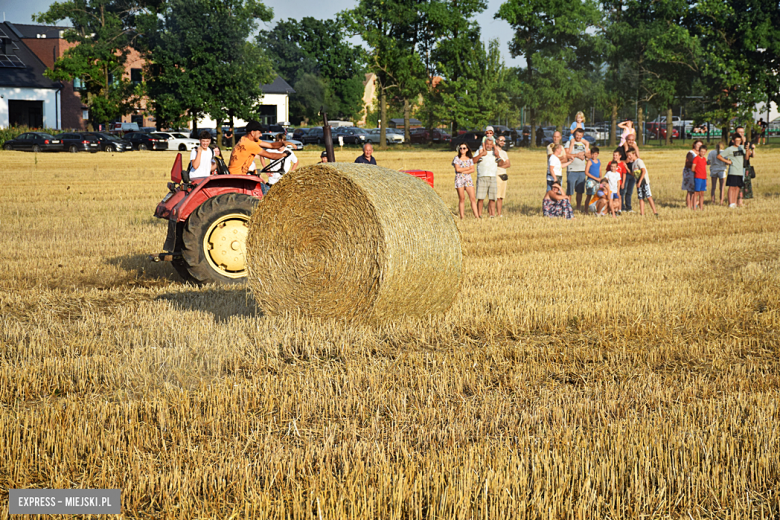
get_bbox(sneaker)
[729,203,736,208]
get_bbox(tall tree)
[258,18,367,124]
[139,0,275,135]
[342,0,426,145]
[498,0,601,138]
[35,0,141,129]
[695,0,780,141]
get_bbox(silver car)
[365,128,404,145]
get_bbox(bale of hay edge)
[245,163,463,322]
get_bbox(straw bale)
[245,163,462,321]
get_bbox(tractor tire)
[32,145,41,153]
[171,258,197,284]
[138,143,148,151]
[69,145,78,153]
[180,193,259,285]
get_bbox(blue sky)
[1,0,524,67]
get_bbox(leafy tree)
[35,0,141,129]
[497,0,601,141]
[258,18,366,124]
[694,0,780,141]
[343,0,427,145]
[139,0,274,137]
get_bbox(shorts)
[681,168,695,192]
[637,181,652,200]
[476,175,497,200]
[726,175,744,188]
[694,178,707,192]
[496,175,507,198]
[612,193,619,200]
[455,172,473,189]
[710,169,726,180]
[566,171,586,195]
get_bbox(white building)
[196,76,295,129]
[0,22,63,129]
[753,100,779,123]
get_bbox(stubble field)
[1,143,779,519]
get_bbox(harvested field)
[1,145,779,518]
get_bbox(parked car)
[85,132,134,152]
[260,132,304,151]
[332,127,368,145]
[56,132,100,153]
[123,132,169,151]
[364,128,402,145]
[189,128,217,140]
[109,122,139,135]
[2,132,64,152]
[386,128,406,143]
[450,131,484,151]
[301,127,326,144]
[152,132,199,151]
[293,128,309,140]
[583,126,609,143]
[139,126,158,133]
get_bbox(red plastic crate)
[400,170,434,188]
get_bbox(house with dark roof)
[197,76,296,129]
[0,21,65,129]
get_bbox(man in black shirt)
[355,143,377,165]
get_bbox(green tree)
[258,18,367,124]
[35,0,141,129]
[342,0,427,145]
[498,0,601,141]
[139,0,274,137]
[695,0,780,141]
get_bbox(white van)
[109,122,140,134]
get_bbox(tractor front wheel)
[180,193,258,285]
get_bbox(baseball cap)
[320,151,328,158]
[245,120,262,133]
[485,126,494,132]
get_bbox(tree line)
[37,0,779,146]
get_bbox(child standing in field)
[584,146,601,207]
[627,150,658,216]
[721,134,746,208]
[612,150,627,211]
[682,140,702,210]
[568,111,585,143]
[604,160,622,217]
[547,144,572,190]
[617,119,635,146]
[692,145,708,210]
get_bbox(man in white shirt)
[260,133,298,189]
[473,137,503,218]
[189,130,214,180]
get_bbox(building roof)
[0,22,61,90]
[260,76,295,95]
[10,23,70,39]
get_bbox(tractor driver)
[228,120,288,176]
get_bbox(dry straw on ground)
[245,163,463,321]
[1,146,779,518]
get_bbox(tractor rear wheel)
[180,193,258,285]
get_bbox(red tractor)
[149,151,288,284]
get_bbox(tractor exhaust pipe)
[321,107,335,163]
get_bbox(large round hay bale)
[245,163,462,322]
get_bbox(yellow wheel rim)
[203,214,250,278]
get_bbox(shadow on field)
[108,253,182,283]
[156,288,260,322]
[507,203,543,217]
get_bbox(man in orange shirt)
[228,121,288,175]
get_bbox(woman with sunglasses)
[452,143,479,219]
